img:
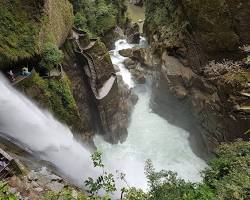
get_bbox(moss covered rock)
[16,71,81,131]
[0,0,73,69]
[144,0,250,71]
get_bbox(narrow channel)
[94,39,208,190]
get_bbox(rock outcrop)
[0,0,73,69]
[144,0,250,151]
[62,30,136,144]
[125,22,141,44]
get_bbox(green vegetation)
[39,0,73,46]
[85,151,116,196]
[0,182,18,200]
[90,141,250,200]
[40,42,64,71]
[0,0,40,67]
[17,72,80,128]
[45,141,250,200]
[42,188,89,200]
[203,140,250,200]
[247,55,250,64]
[0,0,73,70]
[2,141,249,199]
[70,0,125,36]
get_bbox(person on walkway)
[21,67,31,76]
[7,70,15,82]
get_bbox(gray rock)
[27,171,38,181]
[47,182,65,193]
[124,58,135,68]
[34,187,43,192]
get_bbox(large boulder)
[125,22,140,44]
[62,37,136,144]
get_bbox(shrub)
[74,12,88,30]
[145,160,214,200]
[247,55,250,63]
[203,140,250,200]
[0,182,18,200]
[39,42,64,71]
[71,0,120,36]
[84,151,116,197]
[17,72,80,128]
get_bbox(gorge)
[0,0,249,199]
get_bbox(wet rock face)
[62,38,97,145]
[7,168,66,200]
[100,76,138,144]
[151,53,250,151]
[143,0,250,151]
[102,27,125,50]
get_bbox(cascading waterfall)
[0,75,99,185]
[94,38,208,190]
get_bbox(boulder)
[125,22,140,44]
[124,58,136,69]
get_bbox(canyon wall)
[144,0,250,150]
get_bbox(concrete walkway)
[73,30,116,100]
[12,75,31,86]
[97,74,116,100]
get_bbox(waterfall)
[0,74,98,185]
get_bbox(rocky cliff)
[62,31,136,144]
[0,0,73,69]
[143,0,250,150]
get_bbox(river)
[94,39,208,190]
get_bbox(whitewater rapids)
[94,39,208,190]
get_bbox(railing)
[0,165,10,180]
[73,31,117,100]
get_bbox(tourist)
[22,67,31,76]
[7,70,15,82]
